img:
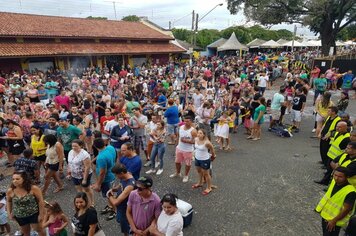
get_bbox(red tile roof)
[0,12,173,40]
[0,42,185,57]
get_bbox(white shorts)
[316,114,325,123]
[271,109,280,121]
[291,109,302,122]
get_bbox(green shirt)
[253,105,266,122]
[57,125,82,151]
[314,77,327,92]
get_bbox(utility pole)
[105,1,121,20]
[191,10,195,45]
[194,13,199,47]
[291,24,297,52]
[169,21,172,30]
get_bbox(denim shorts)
[167,124,178,135]
[195,159,211,170]
[72,173,92,187]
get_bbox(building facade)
[0,12,184,73]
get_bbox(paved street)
[1,86,355,236]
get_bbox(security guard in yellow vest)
[331,142,356,187]
[316,167,356,236]
[319,106,341,167]
[314,130,356,186]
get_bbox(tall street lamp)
[193,3,223,47]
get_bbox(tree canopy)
[86,16,107,20]
[226,0,356,55]
[121,15,140,22]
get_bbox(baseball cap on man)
[137,176,153,188]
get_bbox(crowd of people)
[0,52,355,236]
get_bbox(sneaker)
[156,169,163,175]
[155,162,160,169]
[182,176,189,183]
[100,205,112,215]
[145,169,156,174]
[170,173,181,178]
[144,161,152,167]
[268,128,272,132]
[105,211,116,221]
[312,128,316,133]
[294,128,300,133]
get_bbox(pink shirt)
[127,190,161,230]
[54,95,70,109]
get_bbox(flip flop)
[53,187,64,193]
[202,189,212,195]
[192,184,202,189]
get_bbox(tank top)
[46,144,59,165]
[194,141,210,161]
[177,126,194,152]
[48,216,63,235]
[31,135,46,157]
[12,193,38,218]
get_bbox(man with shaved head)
[315,121,351,185]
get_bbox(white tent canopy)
[207,38,227,49]
[217,32,248,51]
[282,40,303,47]
[277,39,289,45]
[246,38,267,48]
[308,40,322,46]
[260,40,282,48]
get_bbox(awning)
[0,42,185,57]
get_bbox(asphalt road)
[1,86,355,236]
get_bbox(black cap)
[137,176,153,188]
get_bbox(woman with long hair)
[71,192,104,236]
[2,120,25,167]
[248,97,267,141]
[6,171,45,236]
[315,91,333,137]
[42,134,64,195]
[67,139,94,206]
[148,193,183,236]
[192,129,216,195]
[145,120,166,176]
[30,125,47,171]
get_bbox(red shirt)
[100,116,114,132]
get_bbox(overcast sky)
[1,0,314,37]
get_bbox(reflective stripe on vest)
[327,132,351,160]
[316,181,356,227]
[339,154,356,187]
[324,116,341,137]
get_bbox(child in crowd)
[43,201,69,236]
[0,191,10,236]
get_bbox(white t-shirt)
[157,210,183,236]
[271,93,285,110]
[192,93,204,109]
[68,149,92,179]
[258,76,269,87]
[105,120,119,142]
[0,198,6,214]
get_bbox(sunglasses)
[136,186,147,192]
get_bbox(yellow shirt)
[31,135,47,157]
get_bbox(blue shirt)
[164,105,179,124]
[157,95,167,107]
[120,155,142,180]
[38,89,48,100]
[96,145,116,183]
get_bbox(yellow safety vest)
[339,154,356,187]
[323,116,341,138]
[316,181,356,227]
[327,132,351,160]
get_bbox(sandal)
[192,184,202,189]
[202,189,212,195]
[53,187,64,193]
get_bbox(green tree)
[172,28,193,42]
[227,0,356,55]
[86,16,107,20]
[196,29,222,48]
[221,26,252,43]
[121,15,140,22]
[338,24,356,40]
